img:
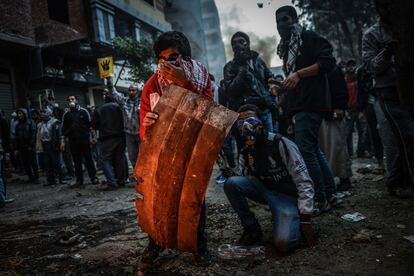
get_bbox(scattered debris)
[58,233,84,245]
[72,253,82,261]
[403,236,414,243]
[341,212,366,222]
[372,175,385,182]
[217,244,266,260]
[336,191,352,199]
[357,166,372,174]
[39,254,69,260]
[352,229,374,243]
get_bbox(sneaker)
[4,198,15,204]
[90,177,100,185]
[141,241,162,263]
[237,227,263,246]
[69,181,83,189]
[195,249,212,267]
[215,175,227,185]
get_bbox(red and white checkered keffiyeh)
[157,58,210,94]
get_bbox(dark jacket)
[283,30,336,115]
[92,102,124,141]
[328,66,348,111]
[223,51,274,112]
[362,21,397,89]
[0,113,10,152]
[15,108,37,148]
[356,64,376,112]
[61,106,91,141]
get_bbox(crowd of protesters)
[0,87,143,207]
[0,0,413,267]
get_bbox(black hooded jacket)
[15,108,37,148]
[223,51,274,112]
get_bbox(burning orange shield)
[134,85,238,253]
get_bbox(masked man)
[222,104,315,252]
[37,110,63,186]
[275,6,336,214]
[130,31,212,265]
[223,32,275,131]
[14,108,39,184]
[61,95,99,188]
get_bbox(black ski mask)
[276,6,298,40]
[375,0,392,24]
[231,32,251,63]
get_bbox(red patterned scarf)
[157,58,210,94]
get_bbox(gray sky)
[215,0,295,66]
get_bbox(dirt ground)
[1,157,413,276]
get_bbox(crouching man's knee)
[223,176,240,194]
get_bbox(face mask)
[278,25,293,40]
[236,116,263,145]
[69,102,76,109]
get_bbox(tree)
[292,0,377,62]
[112,36,155,83]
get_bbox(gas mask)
[69,102,76,110]
[236,116,263,145]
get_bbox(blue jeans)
[224,176,301,251]
[0,154,5,206]
[259,112,274,133]
[294,112,335,204]
[126,133,141,169]
[101,137,127,187]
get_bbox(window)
[96,9,115,43]
[134,22,141,42]
[47,0,70,24]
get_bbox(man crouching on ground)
[222,104,315,252]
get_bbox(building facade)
[164,0,226,82]
[200,0,226,81]
[0,0,171,116]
